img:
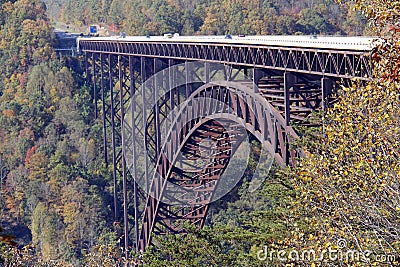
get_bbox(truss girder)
[79,40,372,79]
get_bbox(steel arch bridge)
[78,35,373,255]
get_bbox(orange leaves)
[0,233,17,247]
[2,2,13,14]
[0,234,16,243]
[24,146,36,166]
[1,109,16,118]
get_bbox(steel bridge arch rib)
[138,80,300,251]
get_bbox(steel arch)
[138,80,300,251]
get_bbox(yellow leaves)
[26,151,49,182]
[328,228,336,235]
[298,170,308,176]
[311,206,317,212]
[289,79,399,264]
[71,152,79,162]
[300,174,312,182]
[45,105,56,114]
[322,241,332,249]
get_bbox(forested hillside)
[0,0,113,265]
[44,0,367,36]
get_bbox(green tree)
[297,8,335,34]
[31,202,62,261]
[152,0,184,34]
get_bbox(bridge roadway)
[79,35,374,255]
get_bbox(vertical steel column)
[321,77,334,110]
[100,53,109,166]
[185,61,190,97]
[244,68,248,79]
[154,58,161,159]
[224,64,232,81]
[168,60,175,131]
[130,56,139,252]
[253,68,268,93]
[284,72,297,165]
[205,62,210,83]
[141,57,149,193]
[85,52,90,84]
[284,72,296,126]
[109,54,119,225]
[175,61,181,106]
[253,68,271,93]
[92,53,98,119]
[119,55,129,258]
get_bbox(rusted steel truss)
[79,39,372,79]
[138,81,300,251]
[82,39,366,255]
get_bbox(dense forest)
[43,0,368,36]
[0,0,113,265]
[1,0,399,266]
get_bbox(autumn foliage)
[285,1,400,266]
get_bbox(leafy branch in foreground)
[281,1,400,266]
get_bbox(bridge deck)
[79,35,375,51]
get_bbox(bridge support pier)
[99,54,108,167]
[284,72,298,126]
[321,77,335,110]
[129,56,140,253]
[88,53,143,255]
[118,55,129,259]
[253,68,270,93]
[92,53,98,119]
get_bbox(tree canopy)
[45,0,367,36]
